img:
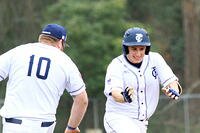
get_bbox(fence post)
[93,98,99,129]
[0,99,4,133]
[184,94,190,133]
[85,98,103,133]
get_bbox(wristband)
[67,125,76,130]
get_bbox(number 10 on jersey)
[27,55,51,80]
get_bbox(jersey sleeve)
[0,49,15,81]
[65,62,86,96]
[104,59,124,96]
[155,53,178,87]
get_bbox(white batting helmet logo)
[135,33,143,42]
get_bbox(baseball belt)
[5,118,54,127]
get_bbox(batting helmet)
[122,27,151,55]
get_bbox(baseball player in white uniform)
[0,24,88,133]
[103,27,182,133]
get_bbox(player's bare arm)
[110,88,125,103]
[65,90,88,133]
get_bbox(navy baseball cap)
[41,24,69,47]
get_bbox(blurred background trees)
[0,0,49,50]
[0,0,200,132]
[183,0,200,90]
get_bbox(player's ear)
[56,40,64,51]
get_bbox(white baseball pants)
[2,118,56,133]
[104,112,147,133]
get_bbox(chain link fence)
[148,93,200,133]
[0,93,200,133]
[55,93,200,133]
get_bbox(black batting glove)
[121,87,134,103]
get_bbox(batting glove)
[162,87,180,100]
[121,87,134,103]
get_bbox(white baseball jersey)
[104,52,178,121]
[0,43,86,121]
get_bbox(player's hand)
[162,81,182,100]
[121,87,134,103]
[162,87,180,100]
[64,127,80,133]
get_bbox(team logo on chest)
[152,66,158,79]
[135,33,143,42]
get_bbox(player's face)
[127,46,146,63]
